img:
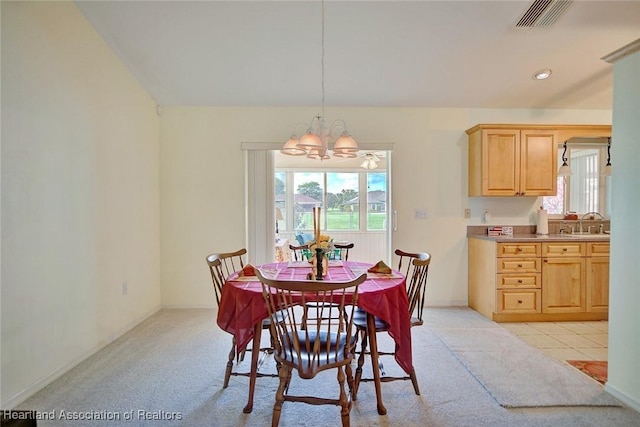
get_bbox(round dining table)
[216,260,414,414]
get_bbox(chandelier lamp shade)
[282,117,358,159]
[280,0,358,160]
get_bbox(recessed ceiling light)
[533,69,552,80]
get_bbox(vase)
[314,248,326,281]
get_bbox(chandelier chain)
[280,0,358,160]
[321,0,325,119]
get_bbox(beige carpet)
[14,307,640,427]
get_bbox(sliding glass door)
[243,143,393,265]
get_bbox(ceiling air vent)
[516,0,573,28]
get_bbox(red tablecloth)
[216,261,413,375]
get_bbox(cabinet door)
[542,257,585,313]
[519,130,558,196]
[481,129,519,196]
[586,257,609,312]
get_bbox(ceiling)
[75,1,640,110]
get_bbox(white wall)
[605,46,640,411]
[1,2,161,407]
[159,107,611,309]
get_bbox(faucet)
[580,212,604,234]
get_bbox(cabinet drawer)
[497,290,541,313]
[498,243,541,257]
[497,258,540,273]
[587,242,610,257]
[542,242,585,257]
[497,273,540,289]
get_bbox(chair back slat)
[205,248,247,305]
[256,270,366,379]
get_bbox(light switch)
[414,209,427,219]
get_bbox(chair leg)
[345,358,354,396]
[223,337,236,389]
[352,329,368,401]
[410,368,421,395]
[243,323,262,414]
[283,367,293,394]
[337,366,351,427]
[366,314,387,416]
[272,365,289,427]
[270,331,282,372]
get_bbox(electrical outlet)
[464,208,471,219]
[122,282,128,296]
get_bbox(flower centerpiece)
[306,234,335,258]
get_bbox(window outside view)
[275,171,387,233]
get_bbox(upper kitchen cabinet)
[466,124,612,197]
[467,125,558,196]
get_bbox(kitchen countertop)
[468,233,610,242]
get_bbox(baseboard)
[604,383,640,413]
[427,300,468,307]
[160,304,215,309]
[2,305,161,409]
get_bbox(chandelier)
[280,0,358,160]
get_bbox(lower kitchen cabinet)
[541,256,585,313]
[468,237,609,322]
[586,242,610,312]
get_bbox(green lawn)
[298,210,386,231]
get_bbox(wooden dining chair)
[256,270,367,427]
[333,242,354,261]
[206,249,279,393]
[351,252,432,413]
[288,244,310,261]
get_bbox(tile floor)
[500,321,609,363]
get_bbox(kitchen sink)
[555,233,609,239]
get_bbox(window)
[275,170,387,232]
[367,173,387,230]
[542,143,611,217]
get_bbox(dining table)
[216,260,413,414]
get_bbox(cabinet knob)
[517,300,523,304]
[518,279,523,283]
[544,259,548,263]
[517,264,523,268]
[562,248,567,252]
[517,248,523,252]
